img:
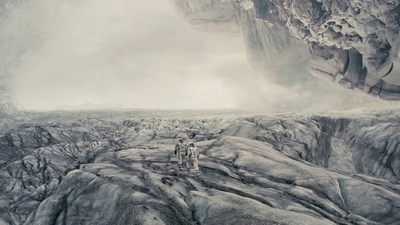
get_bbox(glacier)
[1,1,400,224]
[1,109,400,224]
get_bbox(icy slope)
[1,110,400,224]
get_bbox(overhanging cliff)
[170,0,400,100]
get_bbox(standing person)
[187,142,200,176]
[174,138,187,170]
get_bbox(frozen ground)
[1,109,400,224]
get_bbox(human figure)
[174,138,187,170]
[187,142,200,176]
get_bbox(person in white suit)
[187,142,200,176]
[174,138,187,170]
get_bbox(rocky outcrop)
[169,0,240,36]
[250,0,400,99]
[233,3,307,77]
[170,0,400,100]
[2,110,400,224]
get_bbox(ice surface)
[1,109,400,224]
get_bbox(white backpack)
[188,147,199,158]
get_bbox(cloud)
[13,0,248,110]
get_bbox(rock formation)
[170,0,400,100]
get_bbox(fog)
[7,0,397,112]
[12,0,234,110]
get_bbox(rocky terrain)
[1,109,400,224]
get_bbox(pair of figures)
[174,138,200,176]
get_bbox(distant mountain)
[55,102,124,110]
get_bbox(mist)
[6,0,397,112]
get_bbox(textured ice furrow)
[2,111,400,224]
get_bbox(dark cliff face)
[250,0,400,100]
[2,110,400,225]
[170,0,400,100]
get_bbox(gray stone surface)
[1,110,400,224]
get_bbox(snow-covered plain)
[1,109,400,224]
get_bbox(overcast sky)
[10,0,395,112]
[12,0,257,110]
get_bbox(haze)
[9,0,396,112]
